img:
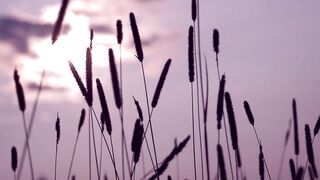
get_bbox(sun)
[20,3,133,101]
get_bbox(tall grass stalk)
[109,48,130,179]
[277,119,291,180]
[191,0,204,178]
[67,109,85,180]
[14,69,35,180]
[54,112,61,180]
[203,57,210,180]
[292,99,300,168]
[89,109,101,180]
[243,101,272,179]
[130,12,160,176]
[149,136,190,180]
[213,30,235,180]
[91,109,119,180]
[302,124,318,179]
[188,25,197,180]
[302,116,320,179]
[17,70,45,180]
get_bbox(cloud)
[0,16,69,55]
[27,82,67,92]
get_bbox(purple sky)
[1,0,320,179]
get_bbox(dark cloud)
[27,82,66,92]
[90,24,113,34]
[0,16,69,54]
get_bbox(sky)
[0,0,320,179]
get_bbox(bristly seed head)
[13,68,26,112]
[55,112,61,144]
[129,12,144,62]
[151,59,172,108]
[188,26,195,83]
[244,100,255,126]
[191,0,197,21]
[116,20,123,44]
[78,108,86,133]
[108,48,122,109]
[213,29,220,55]
[11,146,18,172]
[216,74,225,129]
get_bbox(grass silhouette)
[6,0,320,179]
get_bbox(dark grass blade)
[149,135,190,180]
[133,96,143,121]
[14,69,26,112]
[259,145,264,180]
[11,146,18,172]
[305,124,318,178]
[86,47,93,106]
[116,20,123,44]
[69,61,87,99]
[129,12,143,62]
[217,144,227,180]
[96,79,112,135]
[309,165,315,180]
[100,112,105,132]
[191,0,196,21]
[225,92,238,150]
[89,29,94,49]
[236,147,242,167]
[108,48,122,109]
[243,101,254,126]
[213,29,220,55]
[78,109,86,133]
[131,119,141,153]
[151,59,172,108]
[314,115,320,137]
[188,26,195,83]
[289,159,296,180]
[134,123,144,163]
[296,167,304,180]
[216,74,225,129]
[52,0,69,44]
[55,113,61,144]
[285,119,292,146]
[292,99,299,155]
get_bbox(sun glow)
[20,2,133,101]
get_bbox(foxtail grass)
[14,69,35,180]
[303,124,318,178]
[243,100,272,180]
[187,25,198,180]
[109,48,130,179]
[217,144,227,180]
[129,12,160,176]
[149,135,190,180]
[259,145,265,180]
[54,112,60,180]
[190,1,205,177]
[52,0,69,44]
[213,28,234,180]
[277,119,292,180]
[11,146,18,180]
[67,109,86,180]
[17,70,45,180]
[292,99,299,168]
[130,119,144,179]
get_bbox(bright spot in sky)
[19,3,132,101]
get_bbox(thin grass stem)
[17,71,45,180]
[22,113,35,180]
